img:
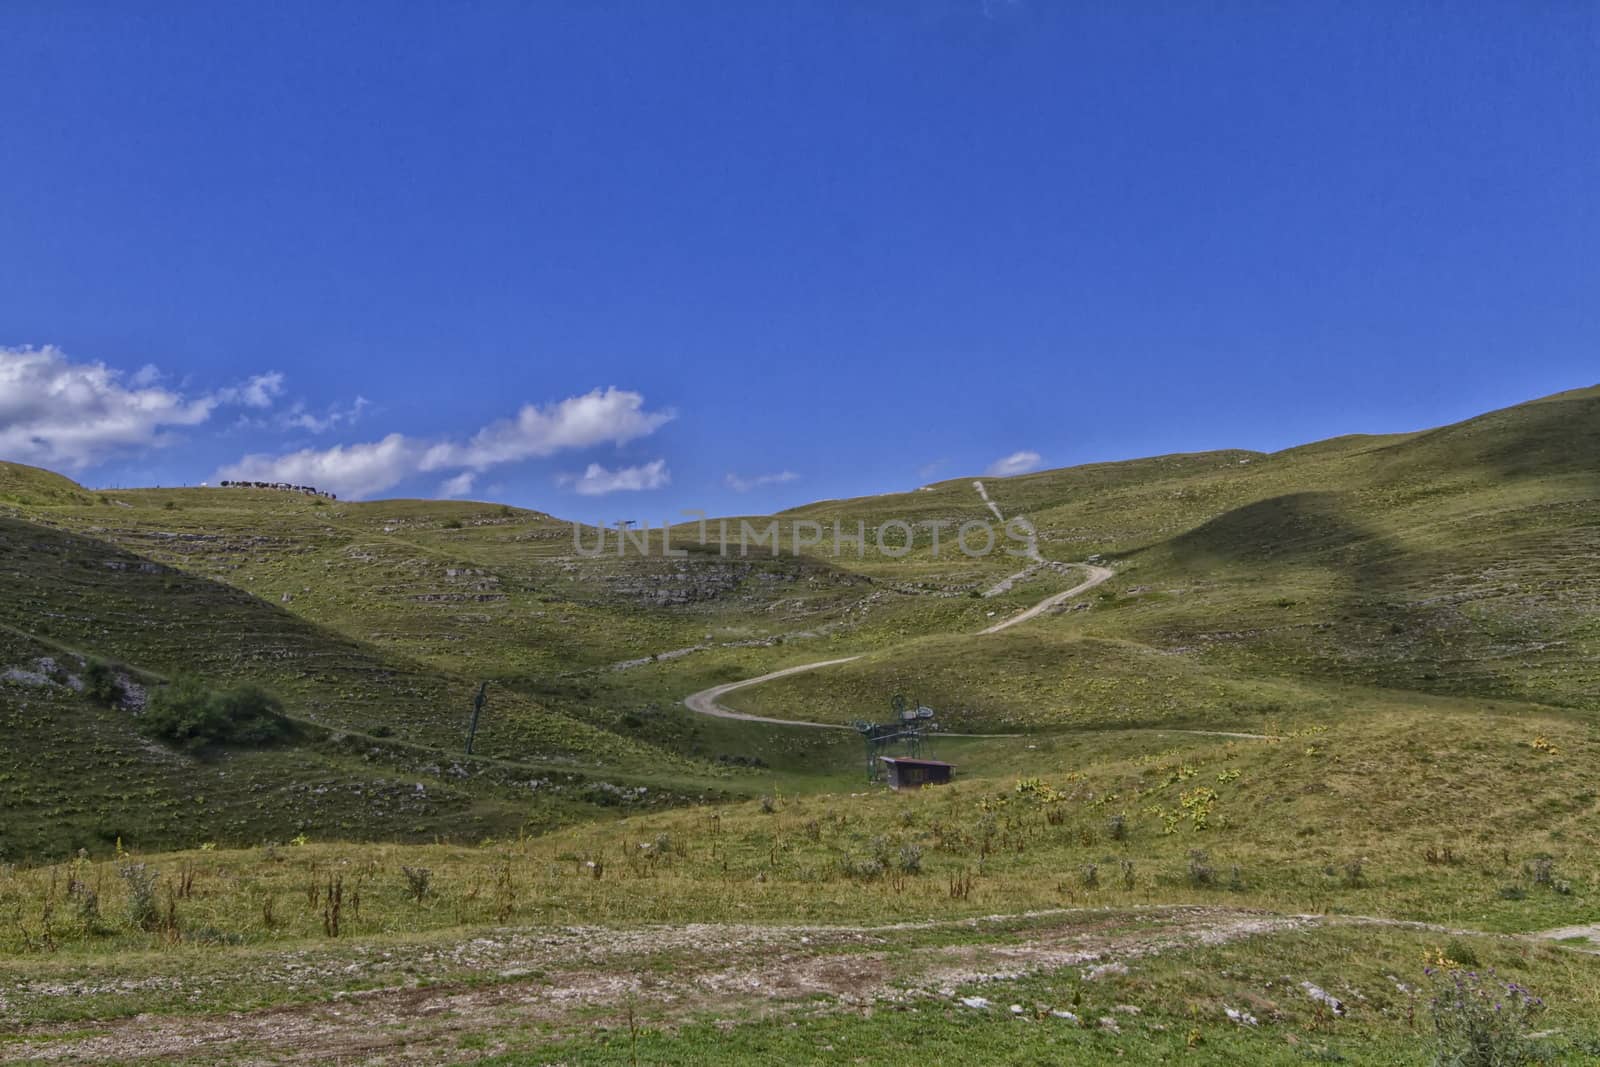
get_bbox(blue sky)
[2,2,1595,522]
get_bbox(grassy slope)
[0,500,747,857]
[5,385,1597,813]
[727,385,1600,729]
[3,386,1599,1060]
[0,624,588,858]
[0,512,701,767]
[0,461,94,507]
[4,701,1599,1057]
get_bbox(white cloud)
[220,433,416,500]
[423,388,674,471]
[559,459,670,496]
[129,364,164,388]
[436,472,476,499]
[985,450,1042,477]
[217,372,286,409]
[724,470,799,492]
[283,395,369,434]
[0,345,281,471]
[218,387,674,500]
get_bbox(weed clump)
[118,863,161,931]
[1341,858,1366,889]
[1520,855,1572,896]
[1427,968,1544,1066]
[68,876,100,928]
[840,856,884,881]
[1443,939,1480,969]
[400,865,432,903]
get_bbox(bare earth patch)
[1,906,1316,1064]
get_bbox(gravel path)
[682,480,1112,726]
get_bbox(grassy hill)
[4,385,1597,813]
[2,386,1599,1060]
[721,385,1600,728]
[0,460,93,507]
[0,504,750,858]
[0,623,578,858]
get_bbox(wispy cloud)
[560,458,670,496]
[283,395,370,434]
[436,471,476,499]
[217,372,286,409]
[219,387,675,499]
[420,388,674,471]
[724,470,799,493]
[984,450,1041,477]
[129,364,164,388]
[0,345,283,470]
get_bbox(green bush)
[139,678,294,749]
[82,659,125,705]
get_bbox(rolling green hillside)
[721,385,1600,726]
[0,624,570,858]
[4,386,1600,1062]
[0,508,740,858]
[2,384,1597,857]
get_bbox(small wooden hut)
[878,756,955,790]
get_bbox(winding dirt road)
[684,657,862,730]
[977,562,1114,635]
[682,482,1113,728]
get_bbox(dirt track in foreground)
[1,906,1317,1065]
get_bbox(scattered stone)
[959,996,991,1010]
[1300,981,1346,1016]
